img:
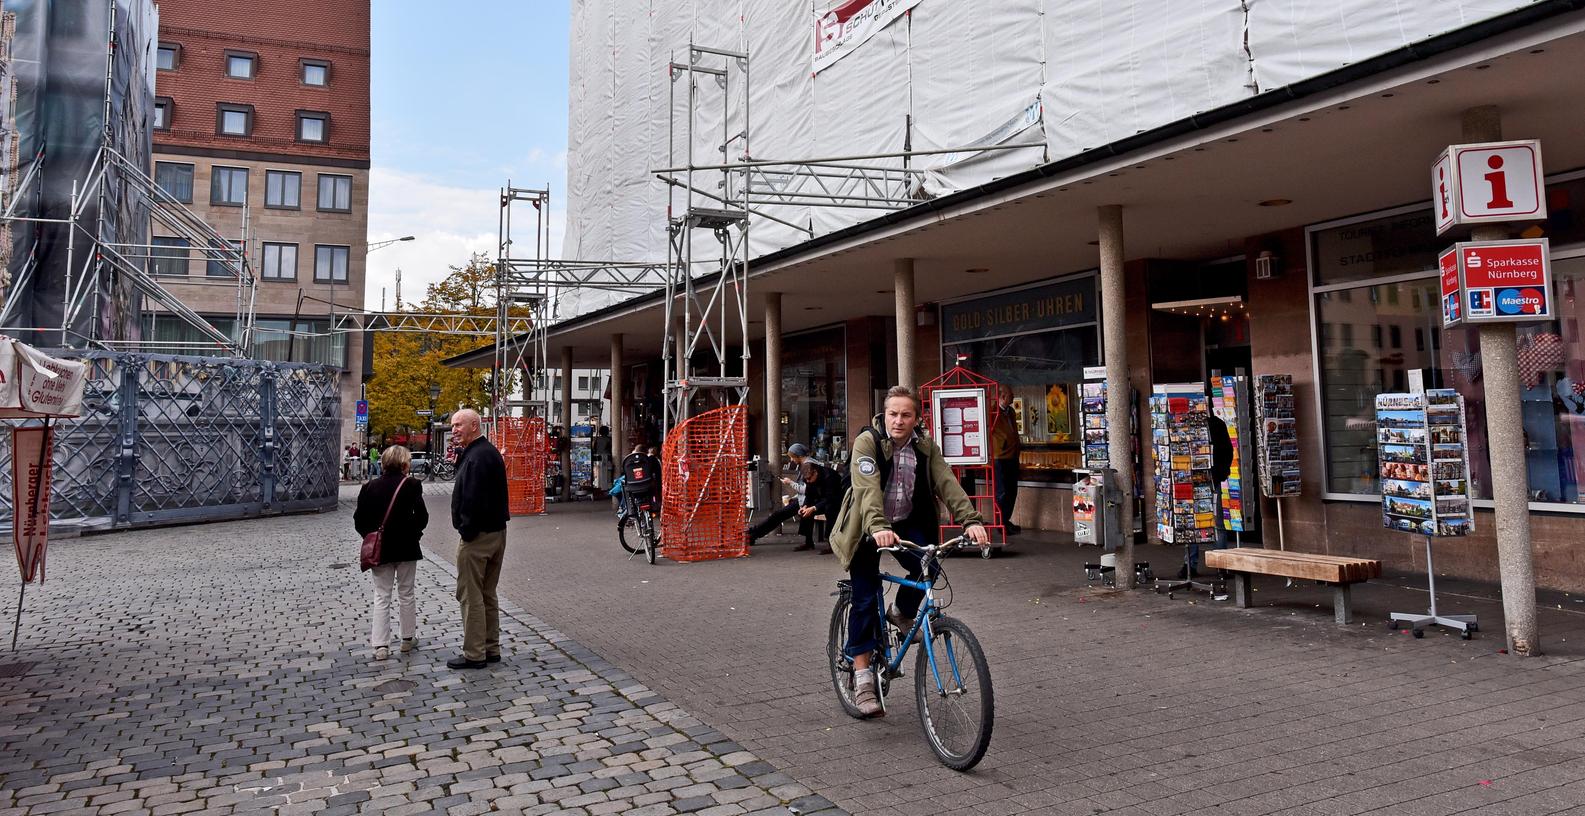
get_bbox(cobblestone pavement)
[432,495,1585,816]
[0,494,843,816]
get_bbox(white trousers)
[369,560,417,648]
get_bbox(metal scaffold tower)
[662,43,753,432]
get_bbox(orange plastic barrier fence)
[660,405,748,562]
[493,416,546,516]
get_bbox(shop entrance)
[1148,258,1263,543]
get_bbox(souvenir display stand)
[1076,378,1151,585]
[920,365,1006,554]
[1376,389,1479,638]
[1150,383,1219,596]
[1209,373,1256,543]
[1255,374,1300,550]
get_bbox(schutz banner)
[12,425,54,583]
[814,0,923,74]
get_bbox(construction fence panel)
[494,416,546,516]
[660,404,748,562]
[0,351,340,534]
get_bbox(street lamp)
[428,382,442,462]
[368,235,415,253]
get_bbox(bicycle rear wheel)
[828,593,874,719]
[914,616,994,771]
[642,514,659,564]
[618,515,642,554]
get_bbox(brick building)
[148,0,370,443]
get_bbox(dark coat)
[452,436,510,540]
[1209,414,1234,484]
[800,464,839,519]
[354,473,427,564]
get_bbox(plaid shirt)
[884,442,917,522]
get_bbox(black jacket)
[800,464,839,519]
[1209,414,1234,484]
[354,473,427,563]
[452,436,510,540]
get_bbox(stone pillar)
[765,292,784,474]
[894,258,916,390]
[560,346,574,500]
[610,332,624,455]
[1463,105,1538,655]
[1098,204,1135,589]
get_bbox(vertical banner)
[12,425,54,583]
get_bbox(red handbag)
[361,477,409,571]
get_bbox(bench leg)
[1233,573,1252,608]
[1333,584,1353,625]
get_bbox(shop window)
[779,327,847,466]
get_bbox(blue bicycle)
[827,536,995,770]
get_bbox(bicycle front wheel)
[914,616,994,771]
[618,515,642,554]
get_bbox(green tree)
[365,254,509,442]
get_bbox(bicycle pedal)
[882,667,904,680]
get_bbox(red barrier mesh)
[660,405,748,562]
[494,417,546,516]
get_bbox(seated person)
[748,459,836,552]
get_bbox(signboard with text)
[1439,238,1552,326]
[930,387,988,467]
[1432,140,1546,235]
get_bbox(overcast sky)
[365,1,569,310]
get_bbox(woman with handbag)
[354,445,428,660]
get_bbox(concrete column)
[894,258,916,390]
[1463,105,1538,655]
[764,292,784,474]
[609,332,624,453]
[560,346,574,500]
[1098,204,1136,590]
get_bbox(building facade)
[148,0,370,442]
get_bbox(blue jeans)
[843,523,935,659]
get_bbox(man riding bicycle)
[829,385,990,718]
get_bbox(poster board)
[931,387,988,466]
[1255,374,1301,497]
[1375,390,1474,537]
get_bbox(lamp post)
[428,382,442,463]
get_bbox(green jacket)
[829,417,984,570]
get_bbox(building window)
[264,170,301,209]
[210,166,247,206]
[316,174,351,212]
[149,237,189,277]
[302,59,329,86]
[157,43,180,70]
[154,161,193,203]
[217,104,253,137]
[206,239,245,278]
[1310,194,1585,508]
[261,242,298,281]
[296,111,329,144]
[153,97,171,130]
[314,245,349,283]
[225,51,256,79]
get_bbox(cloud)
[364,167,566,311]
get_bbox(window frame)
[316,173,352,213]
[313,244,350,283]
[295,110,330,144]
[224,50,258,80]
[206,239,246,278]
[157,42,181,71]
[301,59,330,87]
[154,161,194,204]
[216,103,254,137]
[1305,176,1585,514]
[263,170,302,210]
[260,242,299,281]
[209,165,248,207]
[153,97,172,131]
[149,236,190,277]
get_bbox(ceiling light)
[1258,198,1293,207]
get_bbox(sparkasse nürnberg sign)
[1439,238,1552,327]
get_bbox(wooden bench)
[1204,548,1382,624]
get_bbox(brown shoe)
[853,681,884,718]
[793,542,814,552]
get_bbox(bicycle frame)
[874,567,967,697]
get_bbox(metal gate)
[0,351,340,532]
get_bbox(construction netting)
[494,417,547,516]
[660,404,748,562]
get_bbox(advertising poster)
[813,0,924,74]
[1045,383,1072,441]
[932,387,987,466]
[11,426,54,583]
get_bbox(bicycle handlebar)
[877,535,971,555]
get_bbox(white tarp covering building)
[563,0,1543,314]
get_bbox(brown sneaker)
[853,681,884,718]
[886,607,916,634]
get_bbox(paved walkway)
[429,494,1585,816]
[0,493,841,816]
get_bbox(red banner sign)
[12,426,53,583]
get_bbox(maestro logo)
[1496,287,1546,316]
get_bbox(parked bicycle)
[618,492,660,565]
[827,535,994,770]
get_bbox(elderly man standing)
[446,408,510,670]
